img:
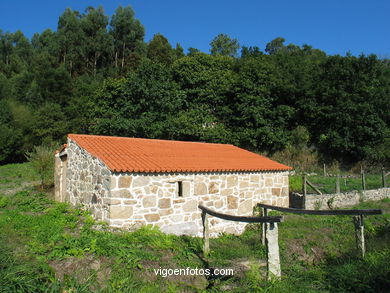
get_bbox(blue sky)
[0,0,389,57]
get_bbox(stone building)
[55,134,291,236]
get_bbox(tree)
[265,37,286,55]
[81,6,113,75]
[174,43,185,59]
[308,54,389,163]
[90,59,185,138]
[109,5,144,72]
[241,46,262,58]
[31,29,59,59]
[147,33,174,64]
[228,55,293,152]
[0,30,13,67]
[210,33,240,57]
[172,53,236,120]
[57,8,86,75]
[187,47,200,56]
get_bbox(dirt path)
[1,181,40,196]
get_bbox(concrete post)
[266,222,281,280]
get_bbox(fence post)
[261,208,268,245]
[361,169,366,191]
[266,222,281,280]
[336,173,340,194]
[302,174,307,209]
[201,211,209,255]
[382,168,386,188]
[353,215,365,258]
[323,164,326,176]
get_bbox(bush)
[25,144,57,189]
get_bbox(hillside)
[1,5,390,168]
[0,163,389,292]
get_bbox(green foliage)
[210,33,240,57]
[25,144,56,188]
[147,33,174,64]
[1,173,390,292]
[1,4,389,170]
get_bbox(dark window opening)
[178,181,183,197]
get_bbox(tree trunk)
[121,43,126,70]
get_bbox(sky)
[0,0,389,57]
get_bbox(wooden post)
[266,222,281,280]
[361,168,366,191]
[336,173,340,194]
[261,208,268,245]
[353,215,365,258]
[202,211,209,255]
[323,163,326,176]
[382,168,386,188]
[302,174,307,209]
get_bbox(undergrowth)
[0,163,389,292]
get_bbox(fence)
[258,203,382,258]
[293,169,390,209]
[198,203,383,280]
[198,204,284,279]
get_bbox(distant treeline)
[0,5,389,167]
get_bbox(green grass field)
[290,173,385,194]
[0,163,389,292]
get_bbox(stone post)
[353,215,365,258]
[202,211,209,255]
[266,222,281,280]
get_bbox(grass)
[0,162,40,193]
[0,163,389,292]
[290,173,385,194]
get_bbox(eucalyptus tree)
[58,8,86,75]
[210,33,240,57]
[109,5,145,72]
[81,6,113,75]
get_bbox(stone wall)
[64,139,112,221]
[304,188,390,210]
[107,171,289,237]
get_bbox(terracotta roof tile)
[68,134,292,173]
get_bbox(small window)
[177,181,183,197]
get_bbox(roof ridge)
[68,133,235,147]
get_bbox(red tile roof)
[68,134,292,173]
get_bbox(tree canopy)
[0,5,389,169]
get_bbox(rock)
[160,222,198,236]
